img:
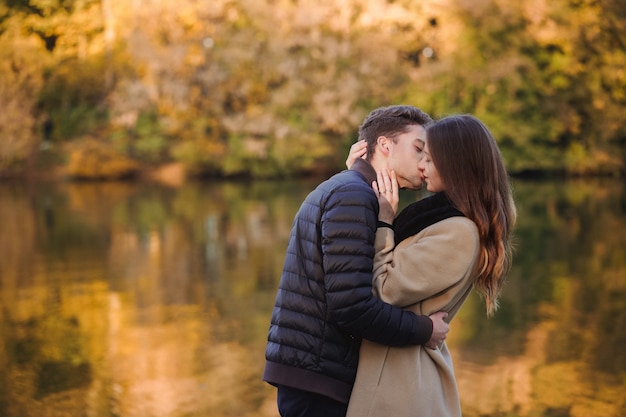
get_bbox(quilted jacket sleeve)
[321,182,433,346]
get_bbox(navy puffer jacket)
[263,160,433,404]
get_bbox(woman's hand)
[345,140,367,168]
[372,169,399,224]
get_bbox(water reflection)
[0,178,624,417]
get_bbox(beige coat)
[346,217,480,417]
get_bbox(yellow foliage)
[0,28,46,174]
[65,138,139,179]
[2,0,625,177]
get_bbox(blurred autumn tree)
[0,0,624,178]
[406,0,626,175]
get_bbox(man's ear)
[376,135,391,155]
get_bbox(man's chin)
[400,183,424,191]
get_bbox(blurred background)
[0,1,625,416]
[1,179,624,417]
[1,0,625,179]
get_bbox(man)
[263,105,449,417]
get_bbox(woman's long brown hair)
[427,115,517,316]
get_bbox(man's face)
[386,124,427,190]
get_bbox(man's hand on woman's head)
[346,140,367,169]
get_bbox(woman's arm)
[372,217,479,308]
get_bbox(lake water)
[0,177,624,417]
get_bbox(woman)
[345,114,517,417]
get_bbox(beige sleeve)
[372,217,479,308]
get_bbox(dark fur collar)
[393,193,465,245]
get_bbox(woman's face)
[418,140,445,193]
